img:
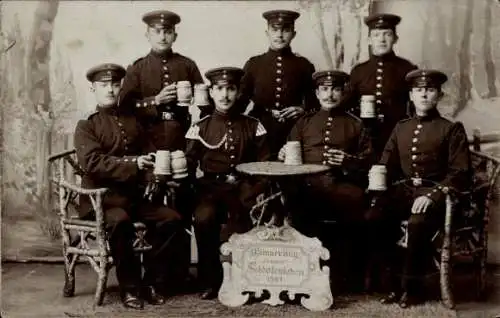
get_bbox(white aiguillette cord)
[197,133,228,150]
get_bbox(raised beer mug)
[176,81,192,106]
[193,83,210,106]
[360,95,376,118]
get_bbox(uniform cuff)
[135,96,158,108]
[425,184,448,203]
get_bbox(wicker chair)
[48,149,155,306]
[393,141,500,309]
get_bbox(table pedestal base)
[218,224,333,311]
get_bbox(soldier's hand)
[326,149,346,166]
[277,145,286,161]
[280,106,304,120]
[154,83,177,105]
[411,196,434,214]
[271,109,284,122]
[137,154,155,170]
[166,180,181,188]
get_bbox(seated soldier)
[185,67,270,300]
[74,63,185,309]
[279,70,374,292]
[374,69,471,308]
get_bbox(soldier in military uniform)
[118,10,204,285]
[119,10,204,151]
[185,67,270,300]
[75,64,186,309]
[279,70,373,293]
[239,10,317,159]
[374,70,471,307]
[349,13,417,160]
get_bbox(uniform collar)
[267,46,294,57]
[370,50,396,62]
[213,109,236,120]
[96,105,119,116]
[317,107,343,118]
[149,49,174,60]
[415,108,440,122]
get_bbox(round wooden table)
[236,161,330,227]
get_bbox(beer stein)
[171,150,189,179]
[360,95,376,118]
[154,150,171,175]
[176,81,192,107]
[193,83,210,106]
[368,165,387,191]
[284,141,303,165]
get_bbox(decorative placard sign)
[218,225,333,311]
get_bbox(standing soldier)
[75,63,185,309]
[239,10,317,159]
[350,13,417,160]
[119,10,204,151]
[118,10,204,286]
[185,67,270,300]
[375,70,471,307]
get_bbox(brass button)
[277,56,282,61]
[276,78,282,83]
[276,87,282,92]
[322,161,327,165]
[230,155,235,159]
[411,155,417,160]
[276,69,282,74]
[275,94,281,98]
[377,62,383,66]
[324,137,330,142]
[376,92,382,96]
[417,124,423,129]
[325,131,330,135]
[414,130,420,135]
[376,100,382,104]
[412,138,418,143]
[275,102,280,107]
[376,69,383,73]
[411,147,417,152]
[376,76,382,80]
[328,117,333,121]
[376,83,382,88]
[163,66,168,71]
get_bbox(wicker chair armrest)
[58,179,108,196]
[48,149,76,163]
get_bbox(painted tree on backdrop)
[1,0,64,241]
[297,0,373,71]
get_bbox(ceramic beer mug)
[193,83,210,106]
[360,95,376,118]
[176,81,192,107]
[171,150,189,179]
[368,164,387,191]
[284,141,303,165]
[154,150,172,175]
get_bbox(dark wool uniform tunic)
[350,51,417,158]
[74,106,184,290]
[119,50,203,151]
[239,47,317,157]
[286,109,373,229]
[377,109,471,292]
[185,111,270,290]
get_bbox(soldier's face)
[209,83,238,113]
[316,85,344,110]
[410,87,442,114]
[368,29,397,56]
[92,81,121,107]
[266,24,296,50]
[146,26,177,52]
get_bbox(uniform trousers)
[286,173,370,293]
[370,183,445,294]
[193,178,257,290]
[86,198,184,294]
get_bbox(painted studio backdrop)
[1,0,500,263]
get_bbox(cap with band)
[86,63,126,82]
[205,67,245,86]
[405,69,448,88]
[312,70,350,88]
